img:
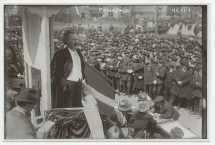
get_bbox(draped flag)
[84,62,117,100]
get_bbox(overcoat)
[51,47,85,108]
[6,108,37,139]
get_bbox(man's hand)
[138,76,143,79]
[177,81,182,86]
[37,126,46,139]
[153,80,157,84]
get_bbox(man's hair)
[63,30,76,45]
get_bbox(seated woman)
[108,100,133,127]
[101,100,135,139]
[101,114,134,139]
[130,102,160,139]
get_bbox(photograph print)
[4,4,207,140]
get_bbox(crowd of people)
[4,19,203,139]
[54,23,202,118]
[5,25,25,112]
[102,93,182,139]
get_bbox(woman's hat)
[118,100,132,112]
[138,102,149,113]
[153,96,164,103]
[13,88,39,104]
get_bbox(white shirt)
[66,48,82,82]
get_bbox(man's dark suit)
[51,47,85,108]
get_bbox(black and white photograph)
[2,1,211,141]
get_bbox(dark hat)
[14,88,39,104]
[137,92,148,102]
[170,127,184,139]
[153,96,164,103]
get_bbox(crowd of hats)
[54,24,202,72]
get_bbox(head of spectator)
[117,100,132,113]
[13,88,39,115]
[137,92,148,102]
[153,96,165,109]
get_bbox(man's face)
[67,33,79,48]
[26,103,36,114]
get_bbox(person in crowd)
[152,57,166,98]
[191,67,202,118]
[170,62,181,108]
[164,63,174,102]
[153,96,180,120]
[130,102,160,139]
[178,61,192,109]
[6,88,45,139]
[144,59,154,99]
[133,58,145,94]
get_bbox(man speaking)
[51,30,85,108]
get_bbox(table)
[154,117,200,139]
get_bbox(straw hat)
[138,102,149,113]
[118,100,132,112]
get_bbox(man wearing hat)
[164,63,174,102]
[153,96,180,120]
[6,88,45,139]
[126,63,135,96]
[132,58,145,94]
[152,58,166,98]
[144,58,154,99]
[115,56,123,92]
[191,68,202,117]
[170,62,181,107]
[177,61,192,109]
